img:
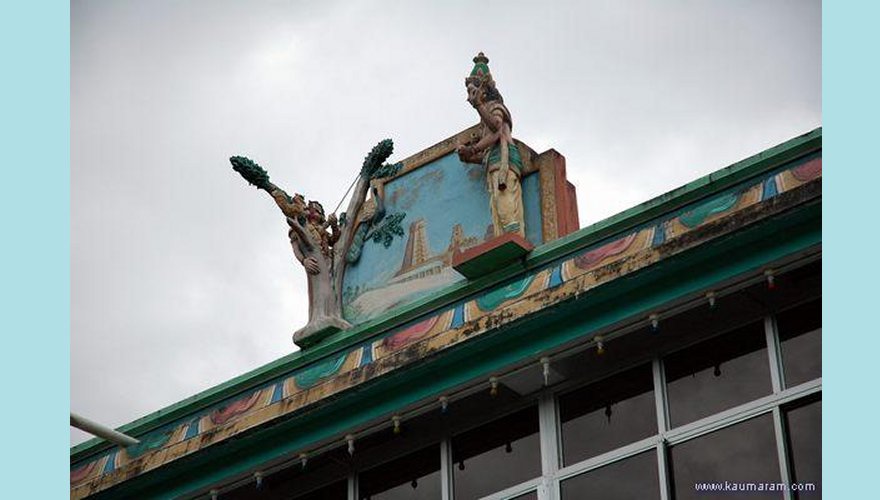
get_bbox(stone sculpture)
[230,140,404,346]
[457,52,525,238]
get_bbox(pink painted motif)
[70,460,98,484]
[573,233,637,271]
[382,315,439,350]
[210,390,262,426]
[791,158,822,182]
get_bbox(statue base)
[293,317,352,348]
[452,233,534,279]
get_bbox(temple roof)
[71,127,821,499]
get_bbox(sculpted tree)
[230,140,403,346]
[456,52,526,238]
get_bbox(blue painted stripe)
[102,450,117,474]
[451,304,466,328]
[183,418,201,440]
[270,382,284,404]
[360,343,374,366]
[762,175,779,200]
[548,265,564,288]
[652,223,666,247]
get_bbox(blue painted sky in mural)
[343,153,492,299]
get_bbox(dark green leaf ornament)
[230,156,271,191]
[370,211,406,247]
[361,139,395,178]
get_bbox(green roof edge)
[71,126,821,461]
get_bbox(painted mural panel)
[342,152,543,323]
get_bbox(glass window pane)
[785,398,821,498]
[359,445,441,500]
[452,406,541,500]
[777,300,822,387]
[559,364,656,465]
[560,451,660,499]
[669,414,782,500]
[665,321,772,427]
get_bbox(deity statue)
[230,140,404,346]
[457,52,525,238]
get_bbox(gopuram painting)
[232,53,579,347]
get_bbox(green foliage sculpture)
[229,156,271,191]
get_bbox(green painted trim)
[528,127,820,266]
[71,127,821,462]
[88,201,819,499]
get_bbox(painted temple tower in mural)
[70,52,821,500]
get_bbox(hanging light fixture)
[594,335,605,355]
[346,434,355,456]
[764,269,776,290]
[439,395,449,414]
[489,376,499,397]
[649,313,660,333]
[392,415,402,435]
[706,291,716,308]
[540,357,551,386]
[299,453,308,470]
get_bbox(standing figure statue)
[457,52,525,238]
[230,140,402,346]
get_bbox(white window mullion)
[538,393,561,500]
[441,438,454,500]
[348,472,358,500]
[655,441,672,500]
[765,315,786,393]
[652,358,670,434]
[538,480,552,500]
[772,407,794,500]
[653,358,672,500]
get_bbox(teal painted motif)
[294,352,349,389]
[476,275,536,312]
[485,143,523,172]
[678,192,739,228]
[125,430,174,459]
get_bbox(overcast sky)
[71,0,820,445]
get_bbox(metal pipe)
[71,412,139,447]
